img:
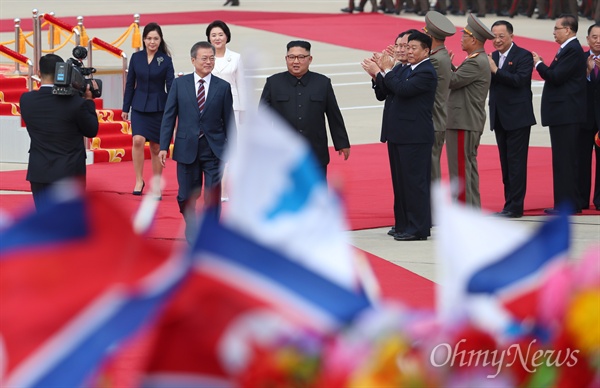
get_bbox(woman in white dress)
[206,20,245,201]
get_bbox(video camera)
[53,46,102,98]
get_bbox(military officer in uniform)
[446,14,495,208]
[422,11,456,183]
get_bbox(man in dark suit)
[577,23,600,211]
[19,54,99,210]
[361,29,416,238]
[159,41,236,243]
[259,40,350,176]
[376,31,438,241]
[488,20,536,218]
[532,14,587,214]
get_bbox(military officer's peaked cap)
[463,13,495,42]
[423,11,456,40]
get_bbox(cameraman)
[20,54,99,210]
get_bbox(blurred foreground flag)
[434,185,569,327]
[141,212,373,387]
[224,107,361,291]
[0,187,190,388]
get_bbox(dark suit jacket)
[489,43,537,131]
[381,60,437,144]
[259,71,350,167]
[372,64,409,143]
[537,38,587,127]
[123,50,174,113]
[20,86,99,183]
[584,51,600,132]
[160,73,236,163]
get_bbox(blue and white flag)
[224,106,361,291]
[433,185,570,329]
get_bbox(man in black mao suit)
[532,14,587,214]
[577,23,600,211]
[159,41,236,243]
[376,31,438,241]
[488,21,536,218]
[19,54,99,210]
[259,40,350,176]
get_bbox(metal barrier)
[2,10,142,95]
[0,44,34,89]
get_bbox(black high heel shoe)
[133,181,145,196]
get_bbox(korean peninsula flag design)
[433,185,569,326]
[224,106,359,291]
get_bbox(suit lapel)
[203,76,217,113]
[492,50,499,66]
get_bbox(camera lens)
[72,46,88,60]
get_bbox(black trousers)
[388,141,432,237]
[576,123,600,209]
[549,123,580,211]
[494,121,531,214]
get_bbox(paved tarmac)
[1,0,598,282]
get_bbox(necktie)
[594,56,599,78]
[498,54,506,69]
[197,79,206,113]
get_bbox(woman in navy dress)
[122,22,174,197]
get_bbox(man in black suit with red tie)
[19,54,99,211]
[488,21,536,218]
[532,14,587,215]
[577,23,600,211]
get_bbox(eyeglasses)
[553,26,568,31]
[286,54,310,62]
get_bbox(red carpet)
[0,193,434,308]
[361,248,434,308]
[2,143,597,232]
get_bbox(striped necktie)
[197,79,206,113]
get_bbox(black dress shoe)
[494,210,523,218]
[387,226,396,236]
[133,180,145,196]
[595,205,600,211]
[355,6,364,12]
[497,10,510,16]
[341,7,353,13]
[394,233,428,241]
[383,8,395,13]
[536,14,548,19]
